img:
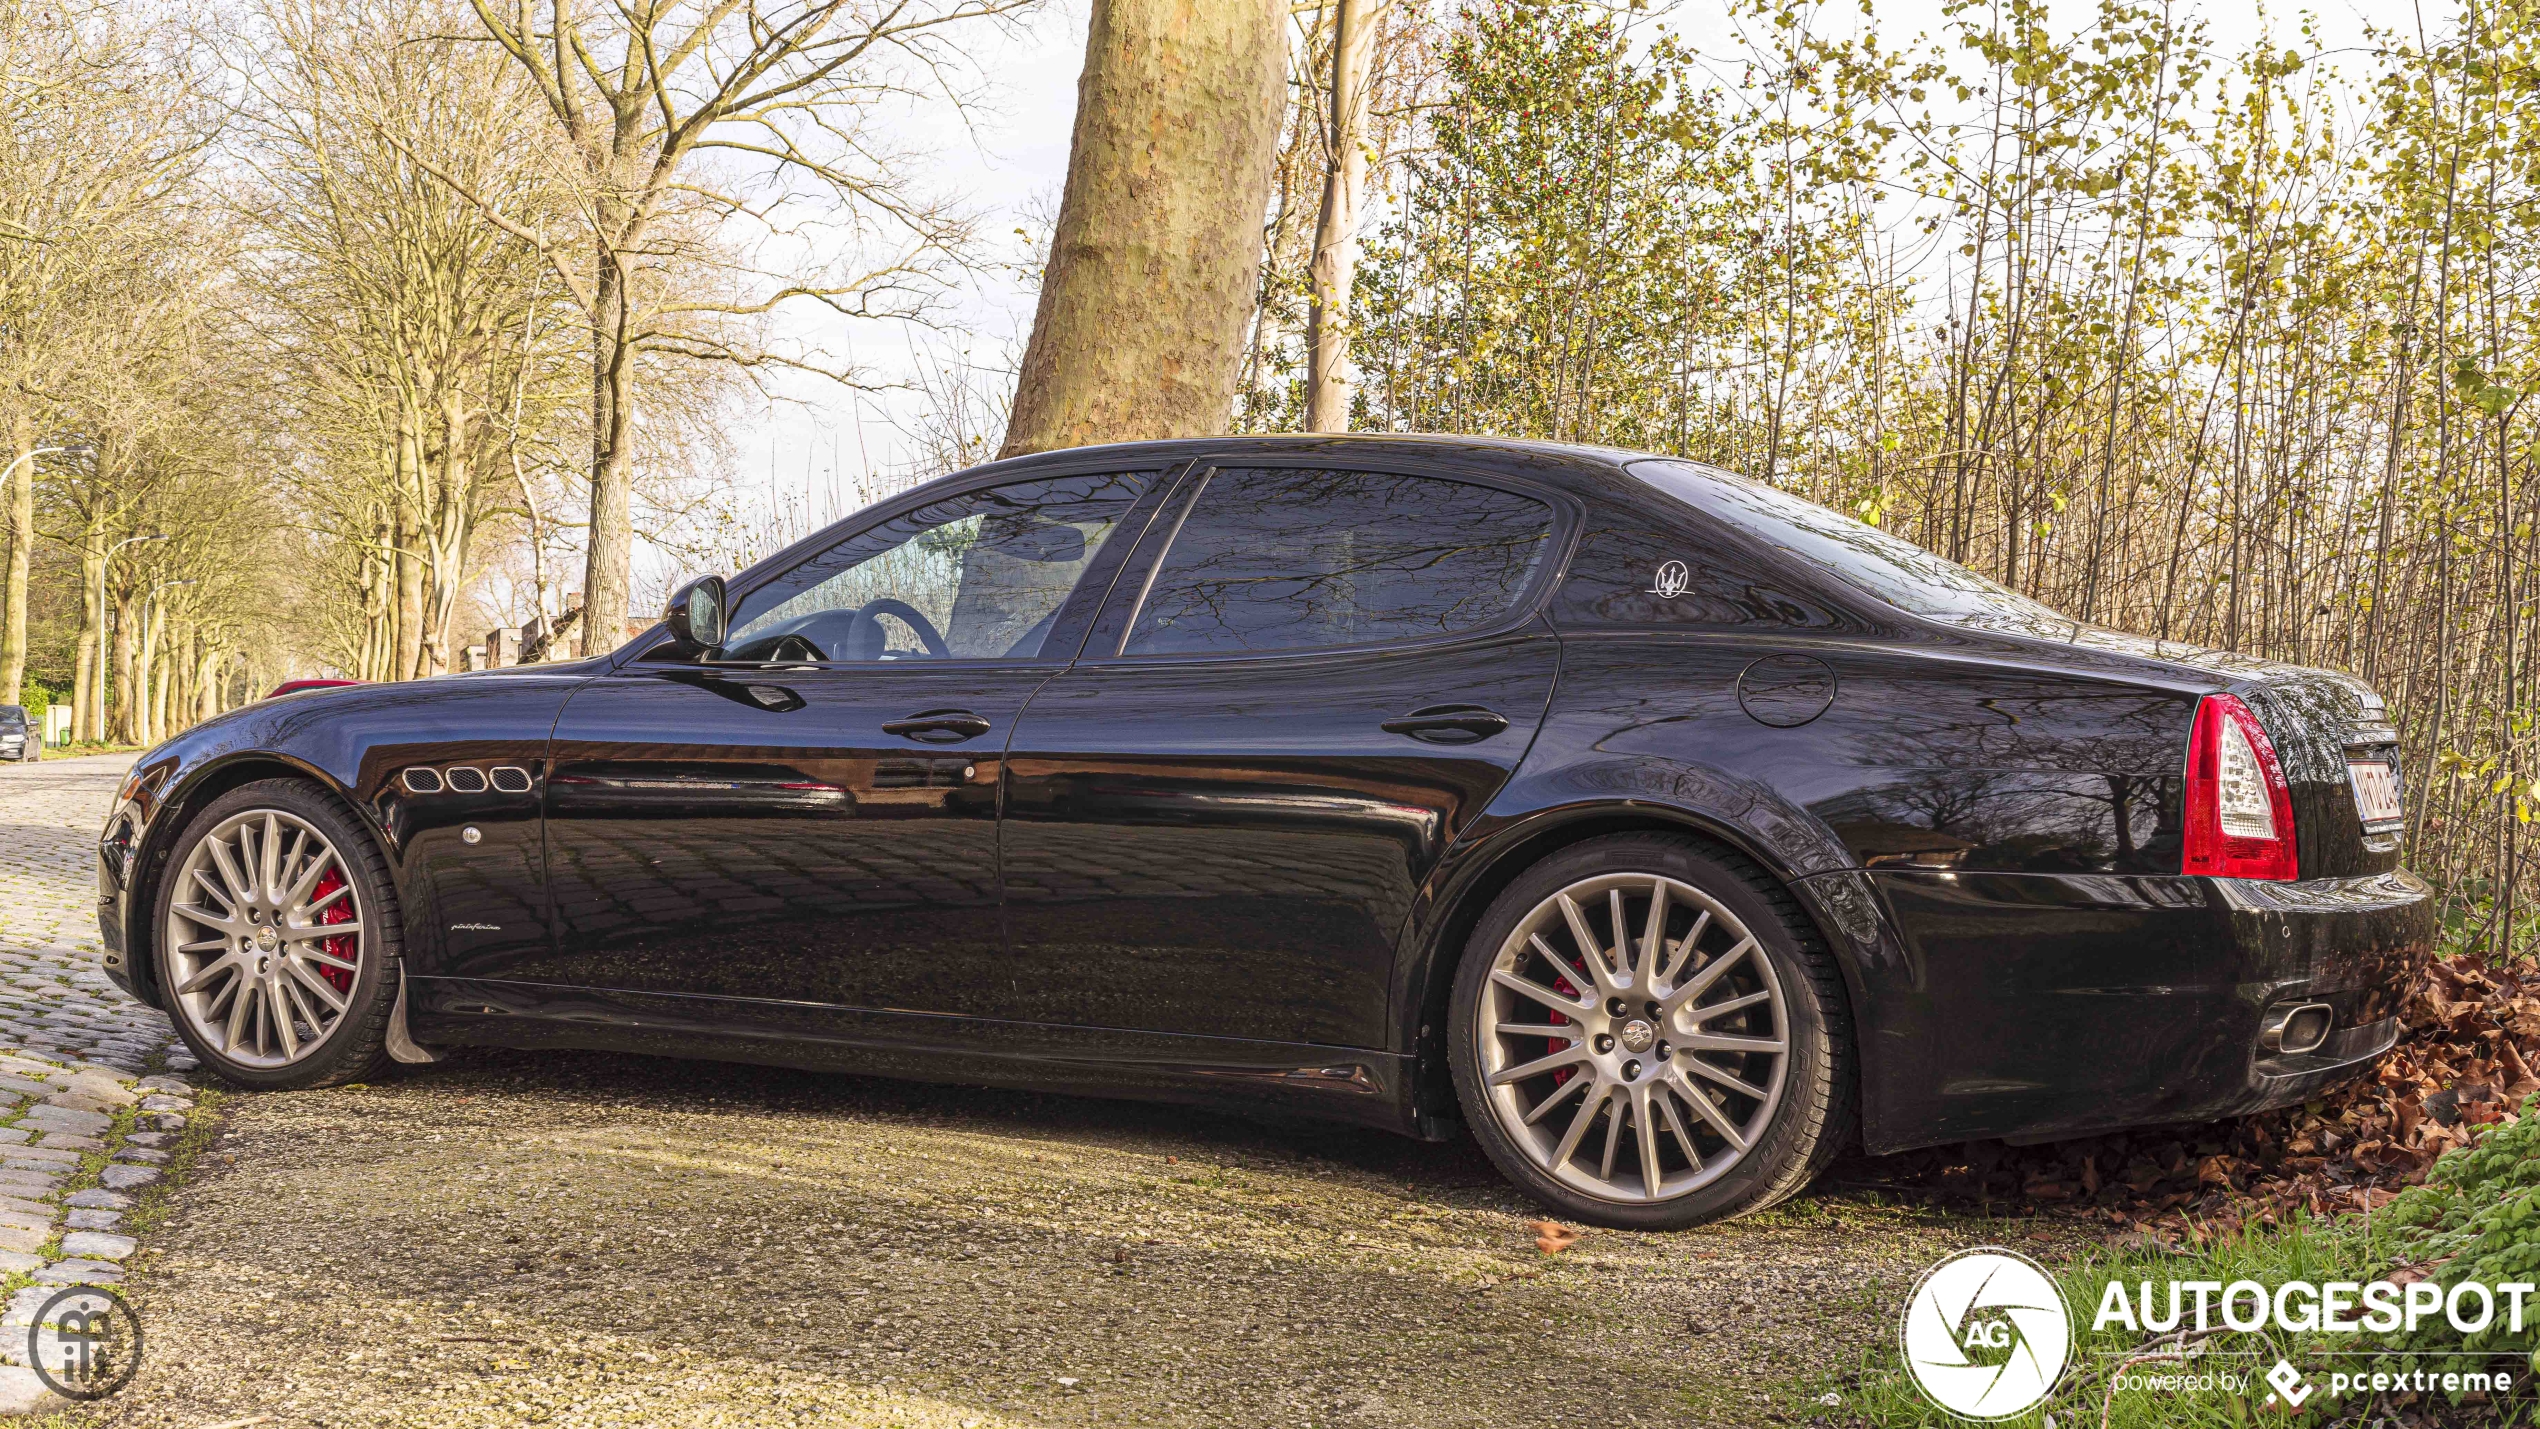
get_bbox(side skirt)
[404,976,1418,1134]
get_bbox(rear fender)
[1390,756,1925,1151]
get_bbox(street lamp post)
[92,533,167,745]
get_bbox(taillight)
[2183,693,2298,880]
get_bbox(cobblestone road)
[0,755,198,1412]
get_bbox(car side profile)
[94,436,2433,1226]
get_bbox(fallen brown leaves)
[1528,1218,1582,1254]
[1846,956,2539,1245]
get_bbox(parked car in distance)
[93,436,2433,1227]
[265,679,362,700]
[0,705,33,762]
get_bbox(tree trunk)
[1001,0,1289,457]
[110,592,136,745]
[138,607,164,746]
[71,541,100,744]
[394,418,428,680]
[0,414,32,706]
[1306,0,1380,433]
[581,247,637,657]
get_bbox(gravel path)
[1,754,2014,1428]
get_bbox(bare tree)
[1305,0,1382,432]
[1000,0,1288,456]
[238,0,583,681]
[445,0,1034,652]
[0,0,208,706]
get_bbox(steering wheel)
[764,633,825,663]
[847,598,950,660]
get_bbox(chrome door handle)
[882,709,992,744]
[1380,704,1509,745]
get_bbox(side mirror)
[663,575,728,654]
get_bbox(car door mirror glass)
[663,574,728,654]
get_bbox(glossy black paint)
[996,623,1560,1047]
[98,435,2435,1155]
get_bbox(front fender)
[102,673,591,1009]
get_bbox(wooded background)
[4,0,2535,951]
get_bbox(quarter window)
[1123,468,1553,657]
[723,472,1153,663]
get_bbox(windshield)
[1629,459,2074,630]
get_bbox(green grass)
[1810,1110,2540,1429]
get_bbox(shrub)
[2373,1092,2540,1385]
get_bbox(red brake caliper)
[1548,972,1581,1086]
[311,869,357,992]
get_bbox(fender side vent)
[488,766,532,793]
[400,768,445,794]
[444,767,490,794]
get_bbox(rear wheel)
[154,779,399,1089]
[1448,833,1853,1228]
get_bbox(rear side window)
[1631,459,2071,631]
[1124,467,1553,656]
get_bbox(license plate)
[2347,754,2404,833]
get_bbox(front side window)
[1123,467,1554,657]
[723,472,1153,663]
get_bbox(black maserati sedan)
[94,436,2432,1226]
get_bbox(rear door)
[993,462,1568,1049]
[531,468,1167,1013]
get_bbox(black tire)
[152,778,400,1090]
[1447,832,1854,1229]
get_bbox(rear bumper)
[1859,867,2433,1150]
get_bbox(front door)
[532,468,1166,1013]
[996,462,1569,1049]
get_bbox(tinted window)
[1124,468,1552,656]
[1631,459,2071,630]
[0,706,21,724]
[724,472,1152,662]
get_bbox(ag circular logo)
[28,1284,142,1401]
[1900,1247,2070,1420]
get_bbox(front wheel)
[153,779,401,1089]
[1448,834,1854,1229]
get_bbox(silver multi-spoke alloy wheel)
[1475,872,1789,1203]
[163,808,366,1069]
